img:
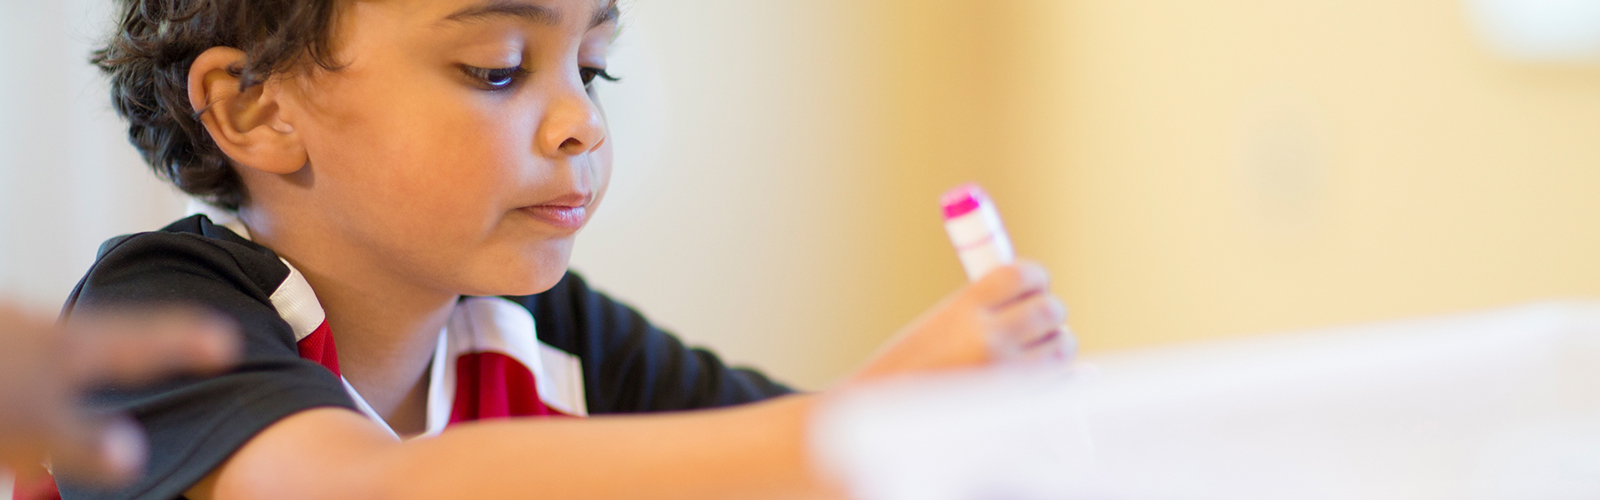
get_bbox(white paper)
[812,301,1600,500]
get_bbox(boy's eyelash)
[581,67,620,86]
[462,65,530,91]
[461,66,620,91]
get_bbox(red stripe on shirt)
[12,466,60,500]
[296,320,340,377]
[449,351,571,423]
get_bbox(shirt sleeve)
[56,220,355,500]
[515,272,795,414]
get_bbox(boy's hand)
[0,304,239,485]
[850,261,1068,383]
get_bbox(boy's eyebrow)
[442,1,559,26]
[441,0,620,28]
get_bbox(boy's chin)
[457,254,571,297]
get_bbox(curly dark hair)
[92,0,342,210]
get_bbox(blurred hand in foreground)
[0,303,238,485]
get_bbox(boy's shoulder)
[99,213,263,249]
[68,214,291,311]
[57,216,356,500]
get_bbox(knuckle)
[1048,296,1068,322]
[954,284,986,306]
[970,267,1018,300]
[1021,261,1050,285]
[1029,302,1056,328]
[980,311,1009,335]
[992,266,1030,288]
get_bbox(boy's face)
[277,0,619,296]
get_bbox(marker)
[941,184,1015,281]
[941,184,1074,362]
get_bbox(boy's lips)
[520,204,589,231]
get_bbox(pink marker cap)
[940,183,989,220]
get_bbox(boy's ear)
[187,47,306,175]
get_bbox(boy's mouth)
[519,192,593,231]
[520,205,589,231]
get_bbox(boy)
[66,0,1069,498]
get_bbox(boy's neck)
[241,208,456,437]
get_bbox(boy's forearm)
[383,394,834,500]
[198,395,842,500]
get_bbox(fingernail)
[101,419,147,478]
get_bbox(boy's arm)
[187,396,837,500]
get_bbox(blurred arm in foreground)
[0,303,237,485]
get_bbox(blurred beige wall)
[994,0,1600,350]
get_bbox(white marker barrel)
[942,185,1016,281]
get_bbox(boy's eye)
[580,67,620,87]
[462,65,528,91]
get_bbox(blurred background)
[3,0,1600,390]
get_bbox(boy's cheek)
[585,157,614,213]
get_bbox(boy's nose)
[538,83,607,158]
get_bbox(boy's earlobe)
[187,47,307,176]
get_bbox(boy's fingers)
[45,414,146,486]
[64,309,239,386]
[967,261,1051,306]
[1018,330,1070,361]
[990,294,1067,346]
[0,389,63,468]
[0,304,54,347]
